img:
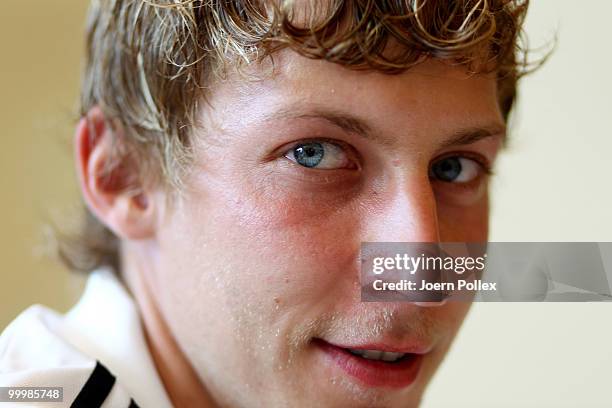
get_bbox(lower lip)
[314,339,424,389]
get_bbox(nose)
[363,174,440,243]
[360,174,446,306]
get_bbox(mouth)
[312,338,425,389]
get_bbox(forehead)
[203,50,503,141]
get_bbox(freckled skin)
[126,51,505,407]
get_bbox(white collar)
[61,267,173,408]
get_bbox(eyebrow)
[439,124,507,149]
[265,107,506,148]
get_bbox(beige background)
[0,0,89,328]
[1,1,610,407]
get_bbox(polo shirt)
[0,268,173,408]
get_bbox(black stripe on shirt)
[129,399,141,408]
[70,361,116,408]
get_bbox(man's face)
[148,51,504,407]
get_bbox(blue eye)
[294,142,325,168]
[285,141,352,169]
[430,157,481,183]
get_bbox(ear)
[75,106,157,240]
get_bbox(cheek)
[417,301,472,383]
[152,172,367,394]
[216,176,364,303]
[437,189,490,241]
[158,173,364,329]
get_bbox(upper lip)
[319,339,432,355]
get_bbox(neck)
[121,248,218,408]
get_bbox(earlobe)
[75,107,157,241]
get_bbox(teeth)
[381,351,405,362]
[362,350,383,360]
[348,349,406,362]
